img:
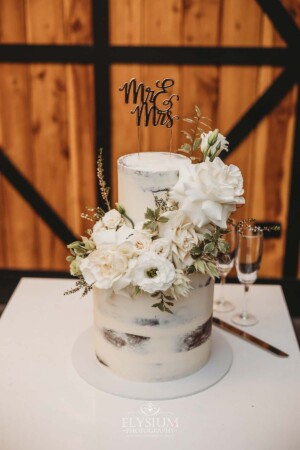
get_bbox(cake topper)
[119,78,179,129]
[119,77,180,153]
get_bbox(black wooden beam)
[92,0,111,207]
[0,148,76,245]
[109,46,292,66]
[0,44,94,64]
[0,44,294,66]
[255,0,300,49]
[223,69,296,153]
[283,83,300,277]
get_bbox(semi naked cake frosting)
[93,152,215,382]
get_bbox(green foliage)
[189,226,230,279]
[178,105,211,162]
[143,206,169,233]
[151,291,174,314]
[64,276,93,298]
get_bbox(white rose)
[92,219,105,233]
[159,211,198,267]
[170,157,245,229]
[131,252,176,294]
[129,231,152,255]
[151,238,171,258]
[173,222,198,260]
[92,224,133,249]
[102,209,123,229]
[79,245,134,291]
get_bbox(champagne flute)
[232,227,263,326]
[213,221,236,313]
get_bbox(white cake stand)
[72,327,232,400]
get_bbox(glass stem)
[242,285,250,320]
[219,275,226,305]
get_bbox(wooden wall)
[0,0,299,278]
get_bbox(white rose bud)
[129,231,152,255]
[151,238,171,258]
[102,209,123,229]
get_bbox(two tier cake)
[67,148,244,382]
[66,80,245,383]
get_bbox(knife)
[212,317,289,357]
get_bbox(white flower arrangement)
[65,109,246,312]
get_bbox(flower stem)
[123,213,134,228]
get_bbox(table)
[0,278,299,450]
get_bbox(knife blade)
[212,317,289,357]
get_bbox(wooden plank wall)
[0,0,95,271]
[0,0,299,279]
[110,0,299,279]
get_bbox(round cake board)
[72,327,232,400]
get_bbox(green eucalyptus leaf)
[193,137,201,151]
[145,208,155,220]
[206,262,219,278]
[218,241,229,253]
[194,259,205,273]
[204,242,215,253]
[157,216,169,223]
[195,105,201,117]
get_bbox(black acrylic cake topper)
[119,78,179,129]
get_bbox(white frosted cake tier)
[118,152,191,224]
[93,274,214,382]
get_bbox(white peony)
[92,223,133,249]
[79,244,135,291]
[131,252,176,294]
[151,238,171,258]
[129,231,152,255]
[169,157,244,229]
[102,209,123,229]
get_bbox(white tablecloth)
[0,278,299,450]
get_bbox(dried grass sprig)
[97,148,111,211]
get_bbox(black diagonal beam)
[0,149,76,244]
[256,0,300,48]
[283,83,300,277]
[223,68,296,154]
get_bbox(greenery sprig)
[179,105,211,162]
[151,291,174,314]
[64,276,93,298]
[188,226,229,279]
[143,207,169,233]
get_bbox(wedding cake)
[66,81,245,383]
